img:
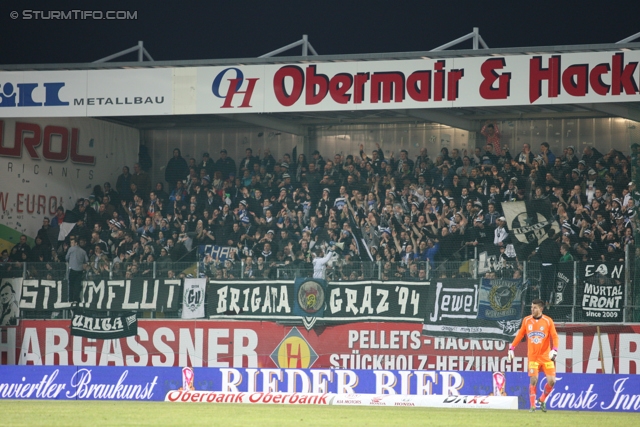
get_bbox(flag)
[477,277,526,322]
[423,278,522,341]
[500,200,560,260]
[70,311,138,339]
[0,278,22,326]
[333,197,347,211]
[181,278,206,319]
[347,206,373,261]
[57,222,76,242]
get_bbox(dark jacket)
[165,150,190,190]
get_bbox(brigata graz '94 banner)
[2,50,640,118]
[5,321,638,376]
[208,280,428,324]
[1,365,639,411]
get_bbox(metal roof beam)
[582,103,640,122]
[3,41,640,71]
[431,27,489,51]
[218,113,307,136]
[94,41,153,63]
[407,109,476,131]
[617,31,640,44]
[259,34,319,58]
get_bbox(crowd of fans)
[2,122,638,288]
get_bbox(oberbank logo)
[0,82,68,107]
[211,67,258,108]
[270,327,318,369]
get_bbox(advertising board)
[3,320,638,375]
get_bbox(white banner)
[181,278,206,319]
[0,118,139,248]
[164,391,517,409]
[0,50,639,117]
[0,69,172,117]
[1,278,23,326]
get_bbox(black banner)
[324,281,426,322]
[70,311,138,339]
[207,279,427,323]
[19,279,70,311]
[79,279,182,312]
[578,261,625,322]
[501,200,560,260]
[207,280,295,319]
[554,262,573,306]
[423,278,525,341]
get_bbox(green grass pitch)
[1,401,638,427]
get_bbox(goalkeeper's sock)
[540,384,553,402]
[529,385,536,408]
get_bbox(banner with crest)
[501,200,560,260]
[423,278,526,341]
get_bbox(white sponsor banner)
[0,118,139,239]
[181,278,206,319]
[0,70,87,117]
[1,50,639,117]
[331,393,518,409]
[258,52,640,112]
[164,391,517,409]
[0,69,172,117]
[165,391,331,404]
[85,69,172,116]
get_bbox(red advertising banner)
[2,320,639,374]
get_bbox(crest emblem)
[297,280,325,314]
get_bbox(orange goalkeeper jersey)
[511,314,558,361]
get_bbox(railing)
[3,249,637,323]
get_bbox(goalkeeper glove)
[549,349,557,361]
[508,346,515,361]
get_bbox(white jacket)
[494,226,508,245]
[312,250,333,279]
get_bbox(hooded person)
[165,148,189,191]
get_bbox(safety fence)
[1,251,636,323]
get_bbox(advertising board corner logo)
[0,81,69,108]
[270,327,318,369]
[211,67,258,109]
[180,366,195,391]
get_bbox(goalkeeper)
[508,299,559,412]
